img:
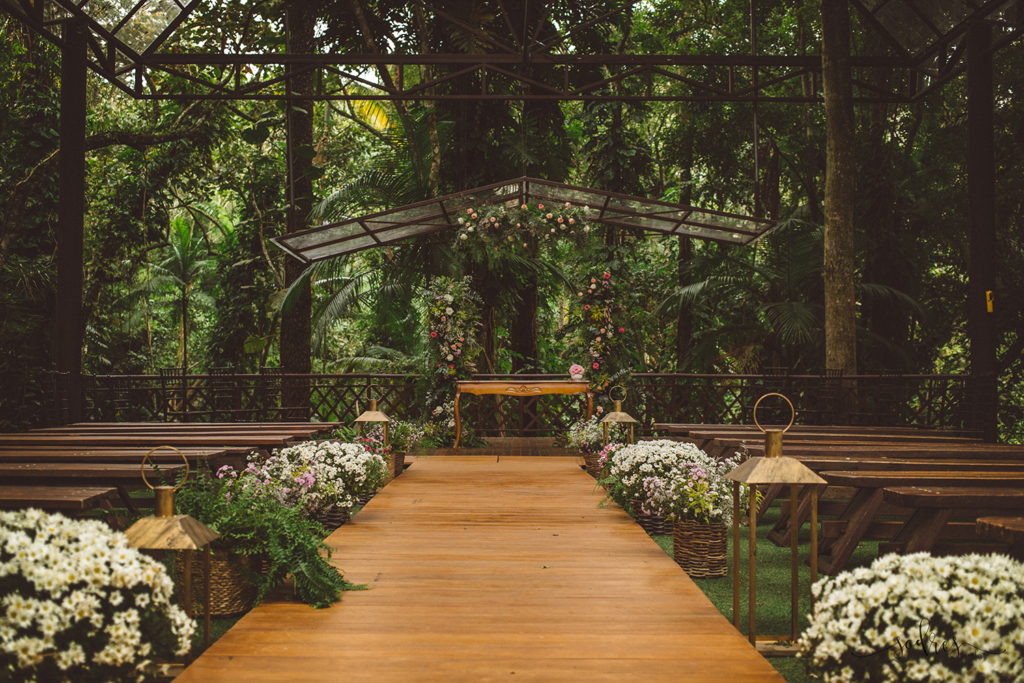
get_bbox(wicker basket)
[174,549,262,617]
[393,450,406,477]
[673,521,728,578]
[629,499,673,536]
[583,451,602,478]
[316,505,351,533]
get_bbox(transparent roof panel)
[116,0,182,53]
[854,0,1007,61]
[273,178,775,263]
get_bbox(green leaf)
[303,165,325,180]
[240,126,270,146]
[294,145,317,160]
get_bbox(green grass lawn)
[651,503,881,683]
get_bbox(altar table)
[453,380,593,452]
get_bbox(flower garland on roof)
[453,201,592,258]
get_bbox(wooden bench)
[0,485,121,511]
[812,472,1024,574]
[880,487,1024,557]
[976,516,1024,560]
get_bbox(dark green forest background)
[1,1,1023,438]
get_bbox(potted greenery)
[644,449,748,577]
[174,464,362,615]
[231,440,389,531]
[0,509,194,682]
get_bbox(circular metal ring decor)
[752,392,795,434]
[365,384,384,402]
[140,445,190,491]
[608,385,628,402]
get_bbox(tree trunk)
[279,0,315,416]
[676,235,693,368]
[821,0,857,375]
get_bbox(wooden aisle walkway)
[175,456,786,682]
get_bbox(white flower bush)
[220,440,387,513]
[643,448,747,525]
[604,439,706,504]
[566,416,621,453]
[0,509,194,683]
[799,552,1024,682]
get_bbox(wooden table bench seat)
[878,487,1024,558]
[0,485,121,511]
[811,473,1024,574]
[976,516,1024,560]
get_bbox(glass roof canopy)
[272,178,777,263]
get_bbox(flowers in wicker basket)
[566,416,622,454]
[0,509,194,682]
[220,440,388,514]
[642,449,748,526]
[798,552,1024,683]
[602,439,705,509]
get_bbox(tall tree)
[820,0,857,374]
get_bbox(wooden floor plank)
[176,455,785,682]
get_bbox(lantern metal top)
[725,455,827,485]
[752,392,795,433]
[124,446,220,551]
[600,386,638,424]
[354,384,390,422]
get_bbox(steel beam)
[55,23,87,422]
[967,22,998,442]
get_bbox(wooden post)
[810,486,819,607]
[732,481,741,631]
[748,483,757,647]
[790,484,799,641]
[55,23,87,422]
[967,21,998,443]
[203,545,212,648]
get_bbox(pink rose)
[430,331,437,338]
[584,305,589,310]
[538,204,544,209]
[603,272,611,279]
[593,362,600,369]
[618,327,624,333]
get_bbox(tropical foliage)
[2,3,1024,440]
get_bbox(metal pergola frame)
[273,177,778,262]
[1,0,1020,104]
[2,0,1018,439]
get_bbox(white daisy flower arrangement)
[799,552,1024,682]
[0,509,194,682]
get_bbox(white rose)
[446,354,454,361]
[445,307,453,315]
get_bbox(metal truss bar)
[139,53,902,68]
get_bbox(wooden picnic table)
[879,488,1024,558]
[0,485,120,511]
[765,458,1024,544]
[0,462,188,486]
[814,472,1024,574]
[32,421,340,434]
[686,429,977,444]
[709,440,1024,461]
[975,516,1024,559]
[0,434,303,448]
[653,423,978,438]
[0,447,243,464]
